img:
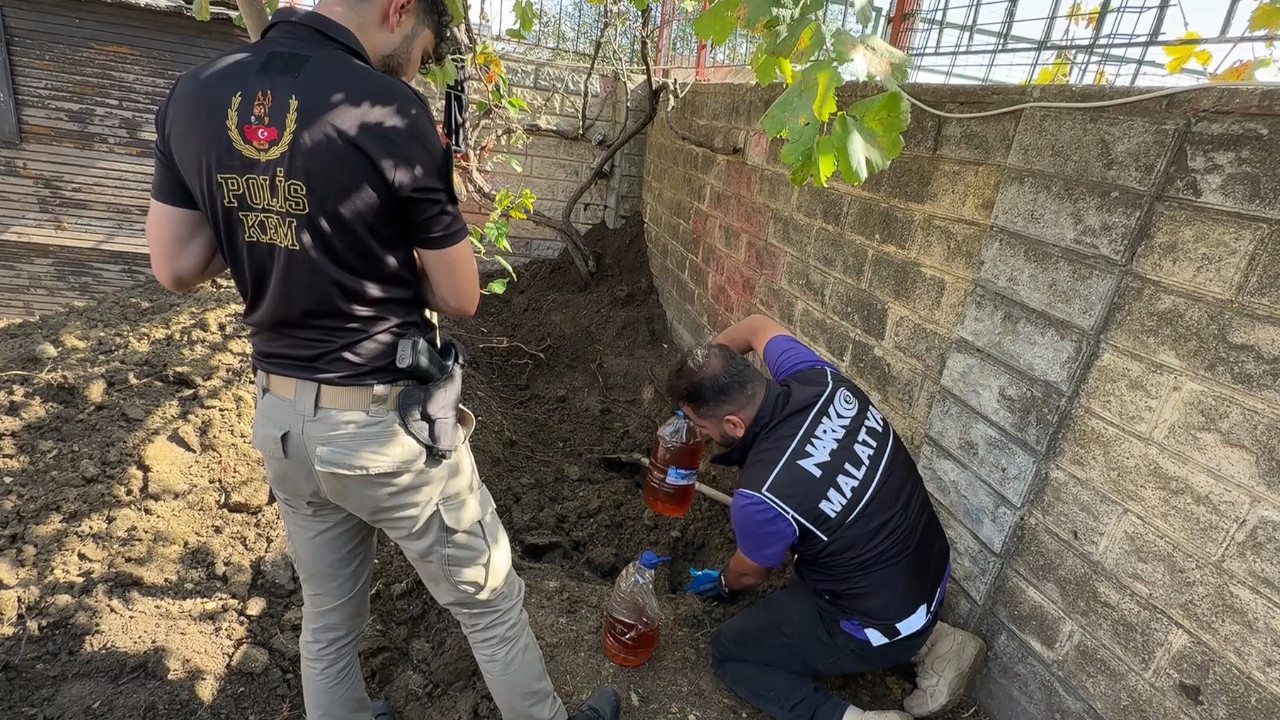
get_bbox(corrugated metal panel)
[0,0,242,318]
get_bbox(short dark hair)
[665,343,768,417]
[414,0,451,38]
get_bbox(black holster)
[398,365,464,460]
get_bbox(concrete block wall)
[431,57,647,262]
[641,82,1280,720]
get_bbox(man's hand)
[712,314,791,357]
[145,199,226,292]
[682,568,736,602]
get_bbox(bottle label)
[665,467,697,486]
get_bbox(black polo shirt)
[151,8,468,385]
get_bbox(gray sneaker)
[569,687,621,720]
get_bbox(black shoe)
[568,687,621,720]
[371,699,394,720]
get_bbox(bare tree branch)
[579,2,614,135]
[556,4,665,276]
[236,0,270,41]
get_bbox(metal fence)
[479,0,1279,85]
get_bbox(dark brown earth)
[0,221,988,720]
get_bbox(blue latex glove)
[682,568,724,596]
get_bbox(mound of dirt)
[0,221,987,720]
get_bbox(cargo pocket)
[313,432,427,476]
[437,485,512,599]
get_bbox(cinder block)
[1168,116,1280,219]
[975,230,1121,330]
[926,392,1039,505]
[1030,465,1124,555]
[912,214,986,277]
[1135,203,1267,296]
[1058,411,1251,547]
[755,170,797,209]
[768,215,820,257]
[781,257,832,307]
[1163,633,1280,720]
[1009,109,1180,191]
[935,505,1002,603]
[1107,279,1280,405]
[991,570,1074,658]
[829,280,888,341]
[991,171,1147,261]
[754,281,800,330]
[793,184,849,229]
[936,111,1020,164]
[868,252,949,316]
[1234,220,1279,312]
[807,229,869,285]
[971,615,1107,720]
[1077,347,1178,435]
[846,335,924,416]
[794,304,853,365]
[1102,517,1280,681]
[957,287,1089,391]
[1012,517,1176,671]
[1224,507,1280,603]
[857,155,1003,222]
[940,581,978,630]
[1060,633,1193,720]
[845,196,914,253]
[940,345,1064,450]
[1159,383,1280,498]
[889,312,952,379]
[918,442,1018,553]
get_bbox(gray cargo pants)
[251,372,567,720]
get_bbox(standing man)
[667,315,985,720]
[144,3,619,720]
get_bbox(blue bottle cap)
[638,550,671,569]
[675,409,685,418]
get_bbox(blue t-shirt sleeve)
[762,334,836,380]
[731,490,799,568]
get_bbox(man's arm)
[145,199,227,292]
[712,314,791,356]
[414,244,479,317]
[723,549,772,593]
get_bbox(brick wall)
[642,83,1280,720]
[429,56,647,263]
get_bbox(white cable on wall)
[901,81,1278,119]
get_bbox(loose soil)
[0,222,988,720]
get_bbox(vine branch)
[663,113,742,155]
[236,0,270,41]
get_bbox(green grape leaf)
[446,0,467,26]
[193,0,211,22]
[760,68,817,135]
[779,122,819,185]
[495,255,517,278]
[631,0,651,10]
[831,91,910,184]
[742,0,776,31]
[832,28,859,62]
[751,48,779,85]
[693,0,739,45]
[811,60,841,121]
[502,155,524,173]
[485,277,510,294]
[814,134,837,186]
[1248,1,1280,33]
[851,0,874,26]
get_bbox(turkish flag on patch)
[243,125,279,143]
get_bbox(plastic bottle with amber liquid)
[643,410,704,517]
[602,550,669,667]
